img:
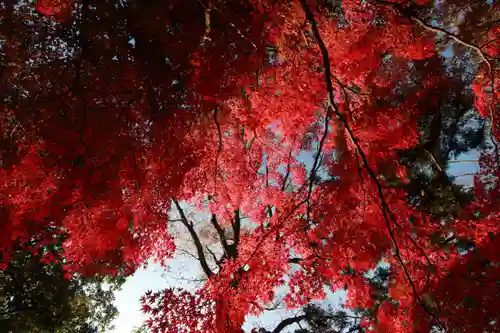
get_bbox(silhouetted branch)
[281,151,293,192]
[173,199,214,278]
[288,257,302,264]
[233,210,241,248]
[210,213,231,258]
[205,245,222,267]
[271,315,307,333]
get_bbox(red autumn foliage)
[1,0,499,332]
[35,0,72,21]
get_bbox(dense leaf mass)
[0,239,120,332]
[0,0,498,332]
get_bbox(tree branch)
[305,105,331,220]
[288,257,302,264]
[210,213,232,258]
[411,15,492,72]
[374,0,493,72]
[271,315,307,333]
[198,0,212,41]
[173,199,213,278]
[205,245,221,267]
[281,151,293,192]
[233,210,241,248]
[299,1,448,331]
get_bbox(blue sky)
[107,256,204,333]
[105,48,484,330]
[105,146,481,333]
[106,126,482,333]
[107,262,347,333]
[107,264,169,333]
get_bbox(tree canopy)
[0,239,121,333]
[0,0,498,332]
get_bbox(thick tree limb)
[271,315,307,333]
[411,15,492,72]
[288,257,302,264]
[210,214,231,256]
[233,210,241,248]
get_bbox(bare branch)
[246,134,261,174]
[173,199,214,278]
[448,159,478,164]
[210,213,231,257]
[177,248,200,261]
[271,315,307,333]
[233,210,241,247]
[288,257,302,264]
[205,245,221,267]
[281,151,293,192]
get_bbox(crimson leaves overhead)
[0,0,499,332]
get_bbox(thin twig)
[412,16,492,72]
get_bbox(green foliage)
[0,247,121,333]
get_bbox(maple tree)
[1,0,499,332]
